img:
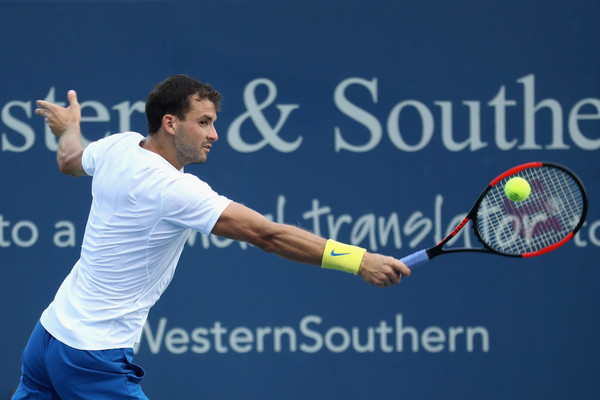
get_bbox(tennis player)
[12,75,410,399]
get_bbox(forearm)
[212,202,326,264]
[56,123,85,176]
[260,223,328,266]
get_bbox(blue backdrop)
[1,0,599,399]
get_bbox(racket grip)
[400,249,430,269]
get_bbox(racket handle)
[400,249,430,269]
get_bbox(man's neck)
[139,134,181,170]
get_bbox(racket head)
[472,162,588,257]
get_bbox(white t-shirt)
[40,132,232,350]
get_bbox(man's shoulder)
[98,131,143,145]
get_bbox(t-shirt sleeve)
[82,133,141,176]
[162,174,232,235]
[81,140,99,176]
[81,133,130,176]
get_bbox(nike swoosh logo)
[330,250,350,257]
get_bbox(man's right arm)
[211,201,410,288]
[35,90,87,177]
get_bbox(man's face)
[173,96,218,167]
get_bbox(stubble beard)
[175,136,208,167]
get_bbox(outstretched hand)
[35,90,81,137]
[358,253,411,288]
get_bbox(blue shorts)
[12,321,148,400]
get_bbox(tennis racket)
[400,161,588,268]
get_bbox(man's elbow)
[58,157,85,177]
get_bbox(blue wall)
[1,0,599,398]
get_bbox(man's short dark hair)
[145,75,222,135]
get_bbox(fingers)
[377,258,410,289]
[67,90,79,108]
[396,260,411,278]
[358,253,412,289]
[367,265,402,289]
[34,90,80,136]
[35,100,51,116]
[377,274,399,288]
[34,90,78,116]
[34,99,58,125]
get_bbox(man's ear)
[163,114,176,136]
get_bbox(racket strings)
[477,166,584,256]
[523,167,566,250]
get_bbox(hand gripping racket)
[400,162,588,269]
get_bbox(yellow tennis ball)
[504,177,531,201]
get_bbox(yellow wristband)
[321,239,367,275]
